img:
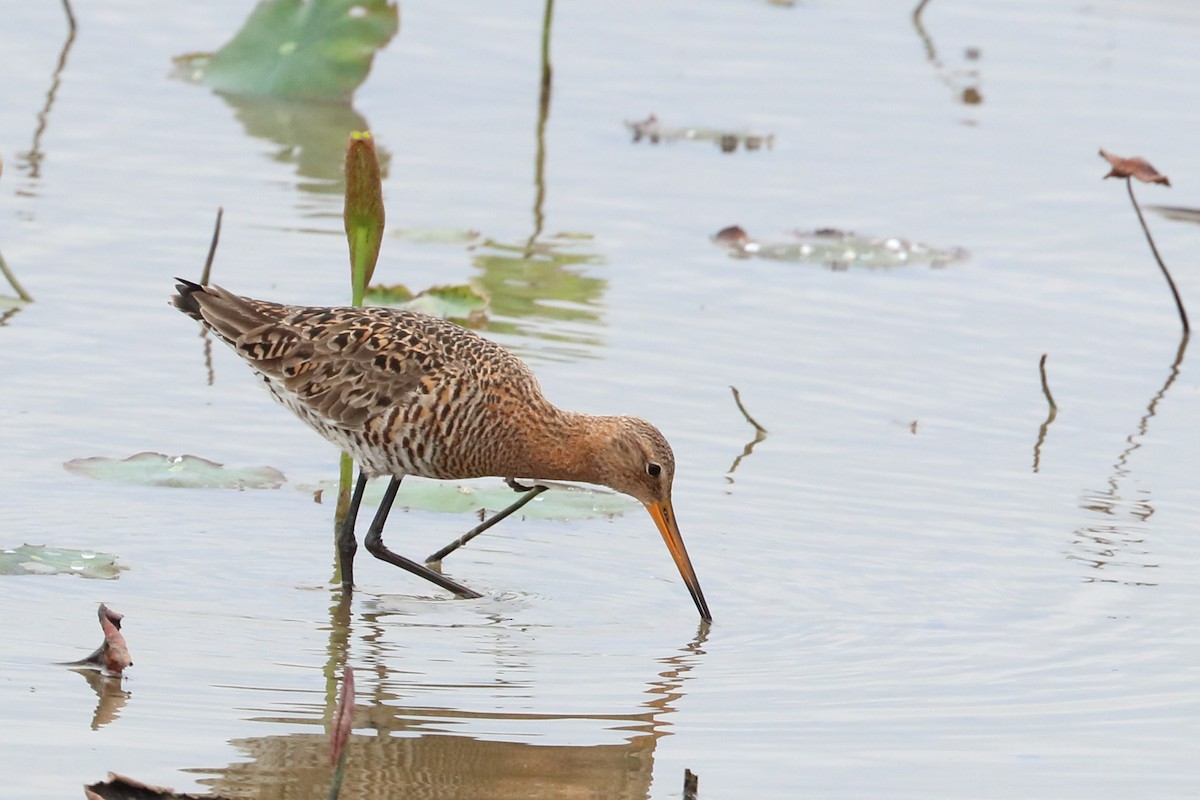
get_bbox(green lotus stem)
[336,131,386,558]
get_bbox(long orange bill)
[646,499,712,622]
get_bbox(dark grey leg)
[336,470,368,593]
[425,481,548,564]
[363,476,483,598]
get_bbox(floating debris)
[713,225,967,269]
[625,114,774,153]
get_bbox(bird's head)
[594,417,712,623]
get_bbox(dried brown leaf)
[72,604,133,675]
[98,607,133,674]
[1099,148,1171,186]
[712,225,749,247]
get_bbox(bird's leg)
[425,479,549,564]
[336,469,368,593]
[363,475,484,599]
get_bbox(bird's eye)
[646,462,662,478]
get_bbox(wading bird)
[172,279,711,621]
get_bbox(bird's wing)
[242,308,455,430]
[176,282,453,430]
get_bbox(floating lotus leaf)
[308,477,638,520]
[64,453,286,490]
[1148,205,1200,224]
[0,544,122,579]
[366,283,489,324]
[175,0,399,102]
[625,114,775,152]
[713,225,967,269]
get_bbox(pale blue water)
[2,1,1200,798]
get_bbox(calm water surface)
[2,1,1199,798]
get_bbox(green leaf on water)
[177,0,399,101]
[713,225,968,269]
[366,283,489,324]
[307,477,638,520]
[64,452,286,490]
[0,544,122,579]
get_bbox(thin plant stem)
[1038,353,1057,414]
[726,386,767,477]
[730,385,767,433]
[0,252,33,302]
[200,207,223,286]
[1032,353,1057,473]
[61,0,77,32]
[1126,177,1189,335]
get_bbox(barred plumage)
[172,279,710,621]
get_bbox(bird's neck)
[510,407,619,486]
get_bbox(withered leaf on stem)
[1099,148,1171,186]
[73,604,132,675]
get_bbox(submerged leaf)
[0,294,29,310]
[179,0,399,101]
[0,544,122,579]
[391,227,482,245]
[1099,148,1171,186]
[64,452,286,489]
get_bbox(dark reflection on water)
[68,667,130,731]
[469,0,607,354]
[12,0,76,193]
[1068,336,1188,585]
[200,619,707,800]
[911,0,984,110]
[472,239,606,346]
[0,302,27,327]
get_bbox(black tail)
[170,279,282,347]
[171,277,206,321]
